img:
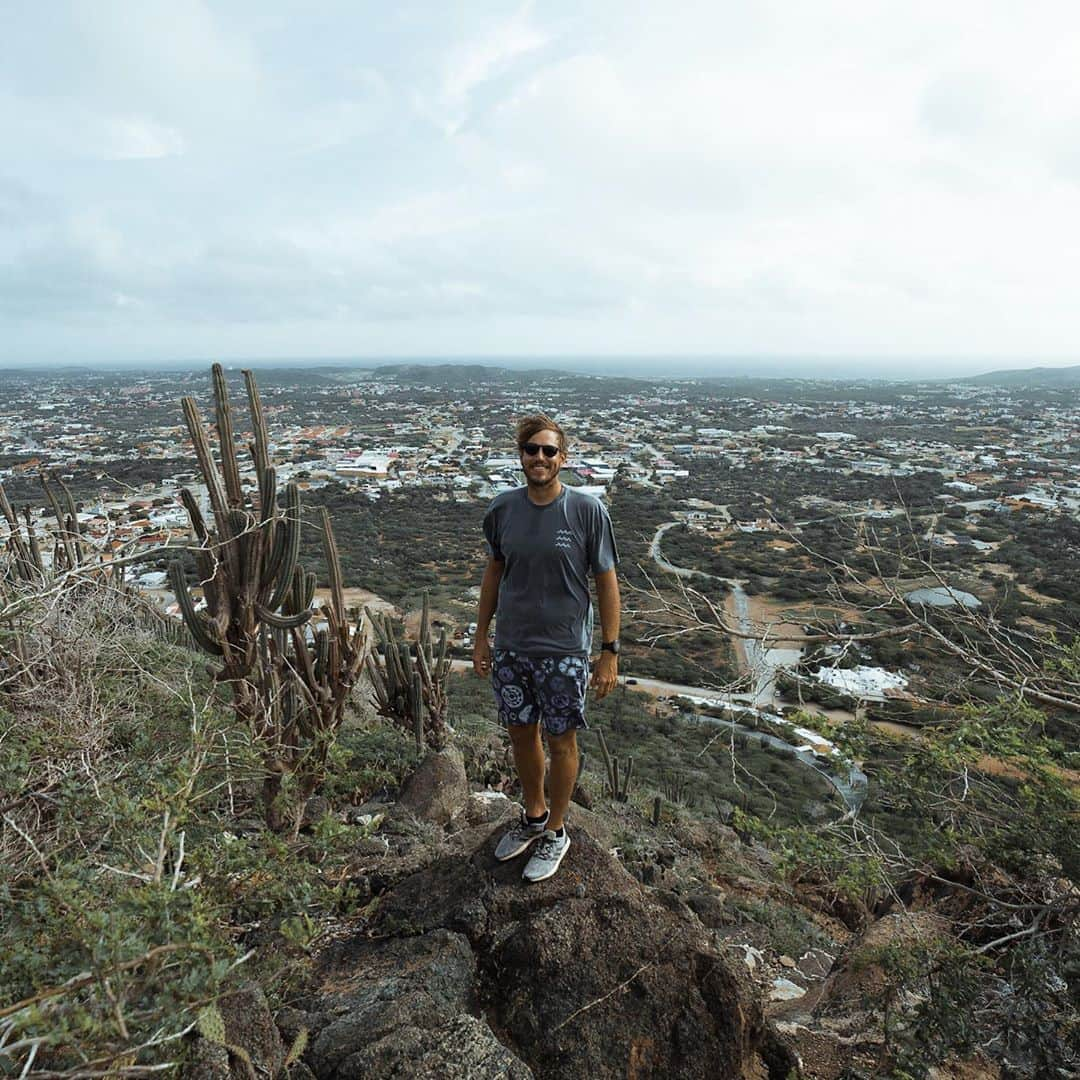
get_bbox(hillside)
[965,363,1080,387]
[1,576,1076,1079]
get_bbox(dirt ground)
[313,587,395,616]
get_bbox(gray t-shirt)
[483,485,619,656]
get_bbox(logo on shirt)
[554,529,574,550]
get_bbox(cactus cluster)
[662,770,690,806]
[1,474,143,690]
[596,727,633,801]
[171,364,370,831]
[365,591,451,751]
[1,473,87,583]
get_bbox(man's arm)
[472,556,504,677]
[590,567,621,700]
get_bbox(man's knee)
[547,730,578,760]
[508,722,542,750]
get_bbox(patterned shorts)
[491,651,590,736]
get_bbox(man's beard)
[524,463,559,489]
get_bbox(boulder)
[395,745,470,826]
[365,823,798,1080]
[815,911,951,1017]
[341,1014,533,1079]
[289,927,534,1079]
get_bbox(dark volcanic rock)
[306,930,478,1078]
[294,926,534,1079]
[367,823,797,1080]
[342,1014,533,1079]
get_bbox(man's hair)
[516,413,567,453]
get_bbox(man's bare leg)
[546,729,578,833]
[508,722,547,819]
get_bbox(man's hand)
[590,650,618,700]
[473,638,492,678]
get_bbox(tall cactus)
[365,591,452,750]
[170,366,309,710]
[171,365,370,832]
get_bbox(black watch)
[601,639,620,655]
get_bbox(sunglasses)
[521,442,560,458]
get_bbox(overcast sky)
[4,1,1080,374]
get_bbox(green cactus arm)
[258,466,277,525]
[179,488,209,542]
[243,369,271,474]
[58,477,84,564]
[414,634,432,687]
[58,476,79,532]
[242,516,265,608]
[394,641,412,696]
[169,560,223,655]
[420,591,431,648]
[1,498,35,580]
[365,653,390,709]
[262,516,285,597]
[282,565,304,614]
[41,473,77,569]
[370,609,391,649]
[255,603,312,629]
[0,482,18,528]
[312,629,328,683]
[265,482,301,612]
[281,679,298,731]
[596,728,615,793]
[411,672,424,748]
[228,510,253,591]
[435,628,450,679]
[289,624,319,689]
[180,395,233,543]
[320,508,345,628]
[212,363,244,507]
[26,528,44,577]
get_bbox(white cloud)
[101,116,186,160]
[4,1,1080,366]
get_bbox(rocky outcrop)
[290,816,798,1080]
[280,929,531,1079]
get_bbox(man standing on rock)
[473,413,621,883]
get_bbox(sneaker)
[522,829,571,883]
[494,809,550,861]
